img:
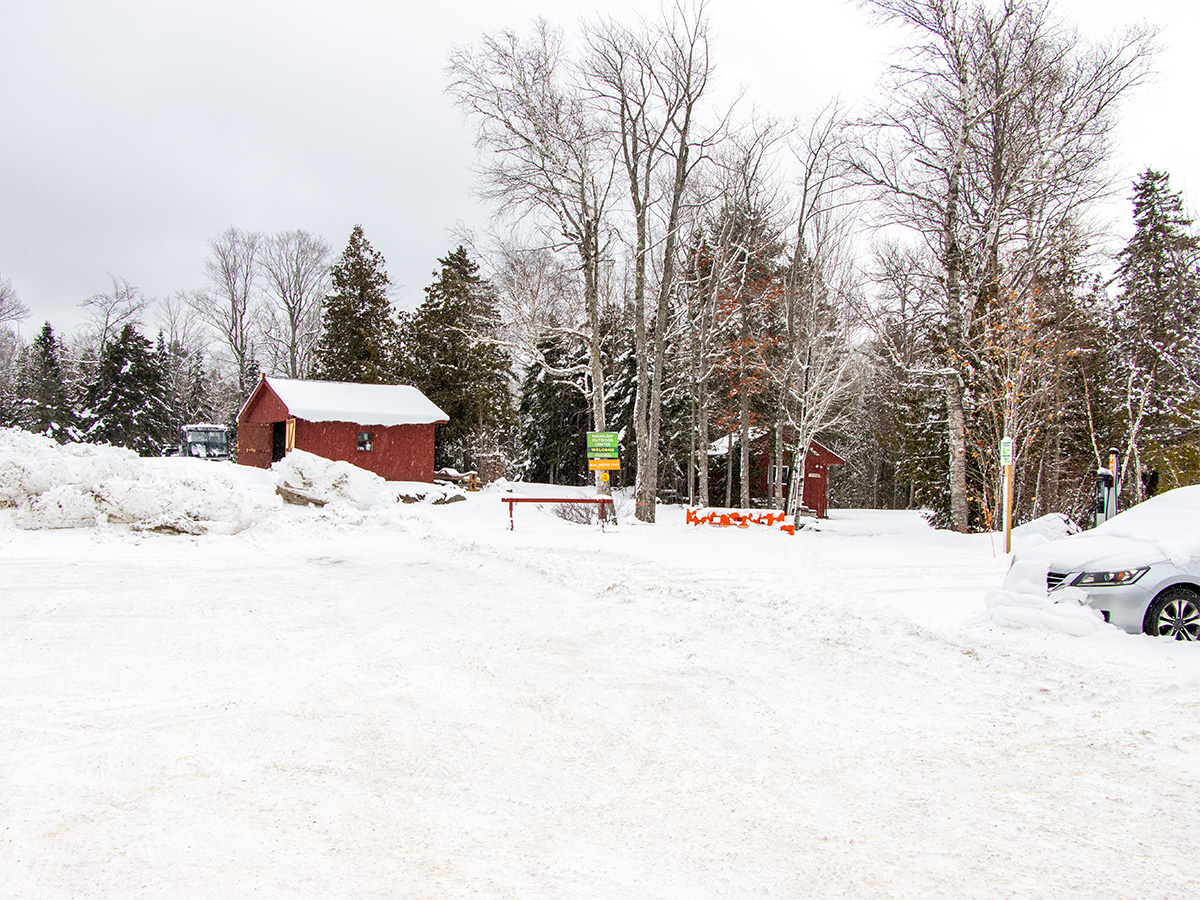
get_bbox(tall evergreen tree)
[82,324,173,455]
[17,322,79,442]
[187,362,217,425]
[398,246,514,472]
[314,225,398,383]
[1107,168,1200,498]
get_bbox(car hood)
[1017,486,1200,573]
[1017,532,1168,572]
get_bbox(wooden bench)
[502,496,617,531]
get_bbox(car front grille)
[1047,571,1069,590]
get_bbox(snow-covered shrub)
[552,493,629,525]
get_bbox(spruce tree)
[1108,169,1200,495]
[187,362,216,425]
[398,246,514,471]
[314,225,399,383]
[83,324,173,455]
[17,322,79,442]
[1115,169,1200,382]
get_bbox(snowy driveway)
[3,499,1199,899]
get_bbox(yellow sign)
[600,471,610,482]
[588,458,621,470]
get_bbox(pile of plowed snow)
[271,448,464,509]
[0,428,461,533]
[0,429,281,533]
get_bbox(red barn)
[709,429,846,518]
[774,436,846,519]
[236,375,449,482]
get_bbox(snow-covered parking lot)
[2,431,1199,899]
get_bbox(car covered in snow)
[1003,486,1200,639]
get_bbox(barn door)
[285,417,296,453]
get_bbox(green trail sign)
[587,431,619,459]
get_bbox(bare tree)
[190,226,263,397]
[490,238,585,367]
[852,0,1152,530]
[670,123,780,508]
[156,291,207,358]
[153,291,209,427]
[0,274,29,326]
[78,274,146,359]
[774,106,863,521]
[587,0,717,520]
[258,230,330,378]
[448,20,618,492]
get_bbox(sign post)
[1000,436,1014,553]
[587,431,620,490]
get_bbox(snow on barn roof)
[251,376,449,427]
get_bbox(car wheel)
[1143,587,1200,640]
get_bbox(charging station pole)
[1092,448,1121,527]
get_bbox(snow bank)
[983,586,1106,636]
[0,428,131,507]
[0,427,280,533]
[0,431,466,532]
[271,449,465,509]
[983,559,1105,636]
[271,449,396,509]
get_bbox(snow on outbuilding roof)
[247,376,449,427]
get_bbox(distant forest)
[2,0,1198,532]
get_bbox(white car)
[1003,486,1200,639]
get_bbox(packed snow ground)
[2,431,1199,899]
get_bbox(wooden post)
[1004,462,1014,553]
[1001,434,1014,553]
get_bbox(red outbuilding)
[236,375,449,483]
[709,428,846,518]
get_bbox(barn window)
[357,432,373,452]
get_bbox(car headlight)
[1072,567,1150,587]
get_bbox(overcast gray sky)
[2,0,1196,338]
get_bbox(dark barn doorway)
[271,421,287,463]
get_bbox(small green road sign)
[1000,437,1013,466]
[587,431,619,459]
